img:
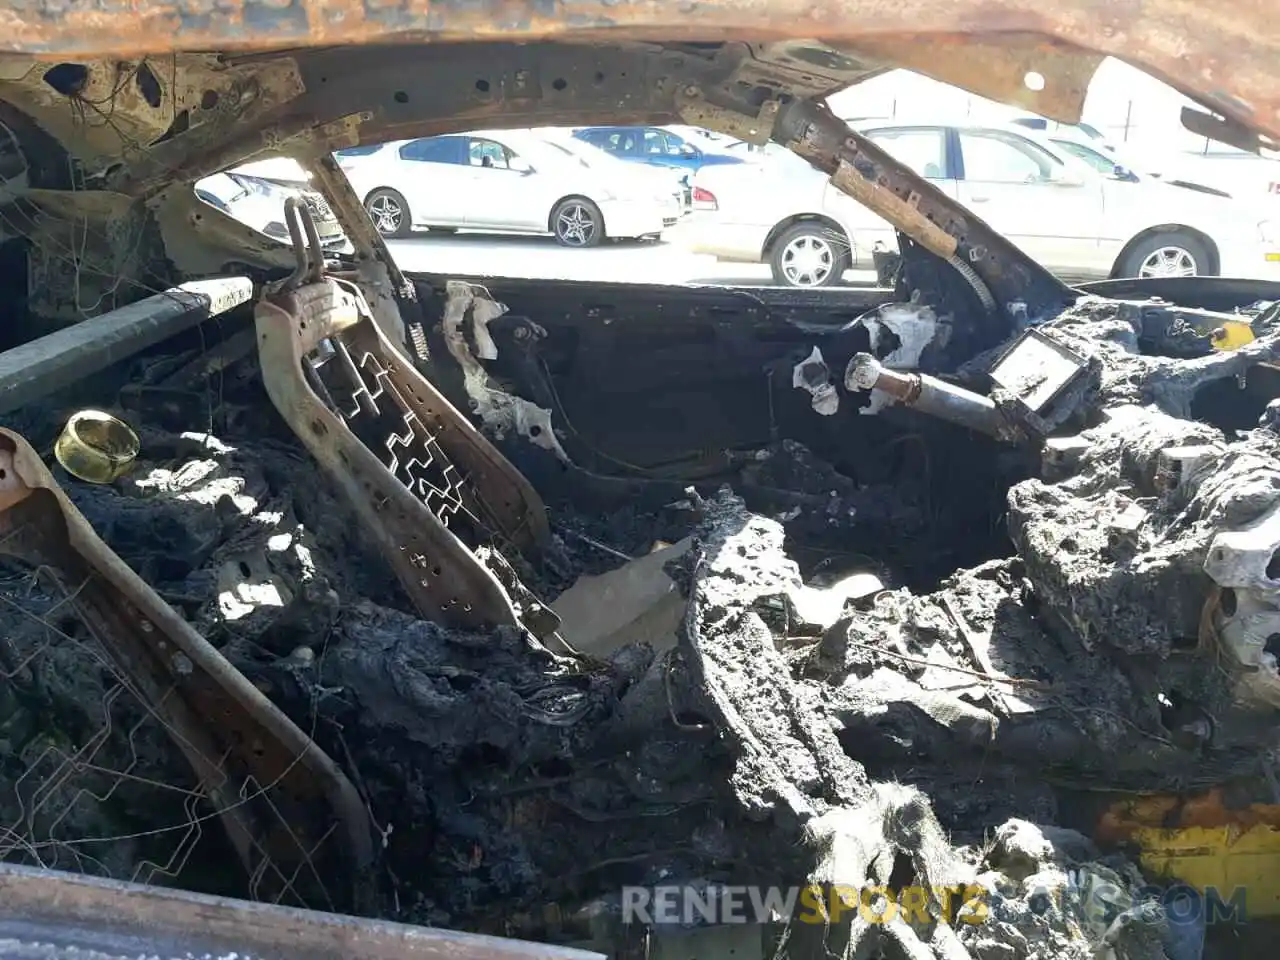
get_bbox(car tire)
[365,188,412,239]
[1117,231,1213,279]
[768,222,850,288]
[552,197,604,248]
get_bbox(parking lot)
[385,223,880,286]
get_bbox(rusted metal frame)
[845,34,1103,131]
[255,276,547,632]
[0,4,1275,144]
[121,43,705,199]
[112,113,359,200]
[770,97,1075,320]
[675,87,1072,317]
[0,860,606,960]
[290,41,707,143]
[325,277,550,555]
[0,55,307,173]
[0,428,374,911]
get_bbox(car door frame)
[460,134,549,231]
[952,126,1107,274]
[392,136,471,227]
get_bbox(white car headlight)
[1260,219,1279,243]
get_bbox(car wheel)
[769,222,849,288]
[365,188,412,239]
[1118,231,1212,279]
[552,198,604,248]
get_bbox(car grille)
[663,216,678,227]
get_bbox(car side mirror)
[509,156,534,174]
[1112,164,1139,182]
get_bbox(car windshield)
[535,136,631,174]
[498,133,601,172]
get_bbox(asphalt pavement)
[385,224,879,287]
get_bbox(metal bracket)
[676,87,780,146]
[0,428,372,911]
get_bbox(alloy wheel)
[367,194,403,236]
[556,203,597,246]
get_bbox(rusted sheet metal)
[0,1,1275,140]
[0,861,605,960]
[848,33,1105,125]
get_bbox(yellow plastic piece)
[1100,789,1280,917]
[1130,824,1280,916]
[1208,319,1256,351]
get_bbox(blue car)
[572,126,746,175]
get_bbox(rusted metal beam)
[0,861,605,960]
[0,4,1275,143]
[681,91,1072,320]
[773,98,1073,319]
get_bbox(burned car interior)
[0,18,1279,960]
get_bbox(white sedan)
[688,123,1280,287]
[335,129,680,246]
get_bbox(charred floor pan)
[0,267,1278,959]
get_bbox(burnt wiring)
[65,61,152,162]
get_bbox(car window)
[469,138,511,169]
[662,131,690,156]
[960,132,1055,183]
[398,138,460,163]
[602,130,640,155]
[643,129,674,156]
[334,145,381,159]
[864,129,946,179]
[1051,140,1114,175]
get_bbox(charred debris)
[0,46,1272,956]
[0,212,1277,960]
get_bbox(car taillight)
[692,186,717,209]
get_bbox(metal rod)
[845,352,1004,437]
[0,861,605,960]
[0,277,253,415]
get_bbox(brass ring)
[54,410,140,484]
